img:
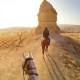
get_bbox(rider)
[43,27,49,39]
[43,27,50,51]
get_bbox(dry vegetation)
[0,26,80,80]
[0,28,35,50]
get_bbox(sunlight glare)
[0,0,38,29]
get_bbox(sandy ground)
[0,28,80,80]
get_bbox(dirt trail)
[23,34,66,80]
[23,38,51,80]
[0,32,80,80]
[0,34,70,80]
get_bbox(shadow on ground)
[50,33,80,59]
[49,33,80,80]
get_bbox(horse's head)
[22,52,33,74]
[22,52,37,74]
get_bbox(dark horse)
[41,37,50,55]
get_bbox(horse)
[41,37,50,55]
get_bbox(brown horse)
[41,37,50,55]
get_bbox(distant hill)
[58,24,80,33]
[0,24,80,33]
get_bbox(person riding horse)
[41,27,50,55]
[43,27,49,39]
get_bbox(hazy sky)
[0,0,80,29]
[50,0,80,25]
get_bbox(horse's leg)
[45,40,48,51]
[42,43,45,55]
[41,40,45,55]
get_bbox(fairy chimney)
[35,0,60,34]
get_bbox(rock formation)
[35,0,60,34]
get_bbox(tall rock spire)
[35,0,60,34]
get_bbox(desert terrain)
[0,26,80,80]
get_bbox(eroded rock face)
[35,0,60,34]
